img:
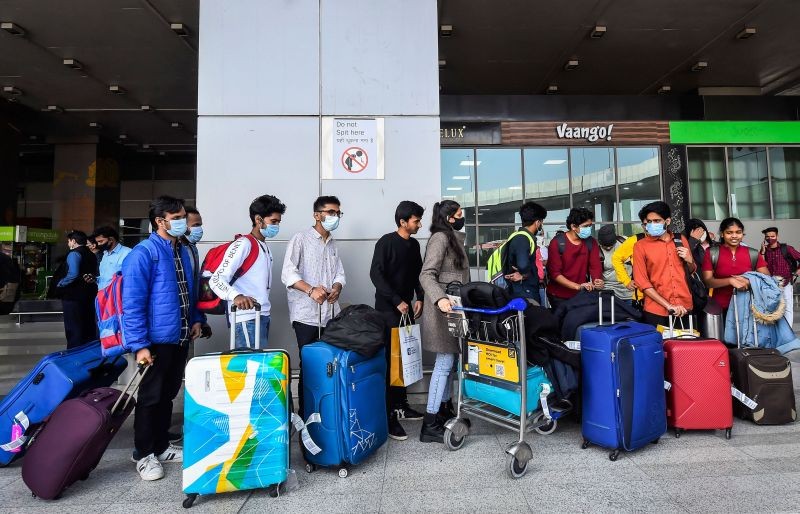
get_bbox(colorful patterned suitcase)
[182,349,290,507]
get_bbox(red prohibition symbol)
[341,147,368,173]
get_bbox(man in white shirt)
[281,196,346,410]
[209,195,286,348]
[94,226,132,290]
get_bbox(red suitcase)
[663,316,733,439]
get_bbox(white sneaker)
[156,443,183,463]
[136,454,164,481]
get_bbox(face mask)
[187,226,204,244]
[451,217,465,231]
[96,243,109,253]
[536,235,545,247]
[578,226,592,239]
[166,218,187,238]
[766,237,777,245]
[321,215,340,232]
[699,232,707,243]
[646,223,666,237]
[261,224,280,239]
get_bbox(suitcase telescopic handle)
[110,361,150,416]
[229,302,262,350]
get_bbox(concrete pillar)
[51,141,121,238]
[196,0,441,356]
[0,122,20,226]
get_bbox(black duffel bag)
[322,304,387,358]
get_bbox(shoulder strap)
[747,247,759,270]
[616,235,626,244]
[510,230,535,255]
[710,245,720,271]
[585,237,593,254]
[556,232,566,255]
[779,243,795,268]
[636,233,645,241]
[232,234,261,281]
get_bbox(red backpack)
[197,234,260,314]
[95,272,126,357]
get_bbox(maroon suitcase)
[22,365,147,500]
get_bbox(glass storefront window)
[440,149,476,224]
[476,149,523,224]
[688,147,728,220]
[769,147,800,220]
[570,148,616,222]
[523,148,570,225]
[476,225,517,269]
[617,147,661,225]
[727,147,770,219]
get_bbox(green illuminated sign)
[0,227,13,241]
[26,228,60,243]
[670,121,800,144]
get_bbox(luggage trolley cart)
[443,297,565,478]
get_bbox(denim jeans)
[233,315,271,349]
[426,353,455,414]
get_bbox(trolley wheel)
[462,417,472,429]
[581,440,590,450]
[183,494,198,509]
[507,454,529,479]
[305,463,316,474]
[534,417,558,436]
[338,467,349,478]
[443,427,466,451]
[725,428,732,440]
[675,429,681,439]
[609,450,620,462]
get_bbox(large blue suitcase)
[0,341,127,466]
[301,342,387,475]
[580,321,666,461]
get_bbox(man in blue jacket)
[122,196,203,481]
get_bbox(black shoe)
[168,430,183,443]
[392,402,424,421]
[438,400,471,428]
[388,413,408,441]
[419,413,445,443]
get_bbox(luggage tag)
[0,411,30,453]
[539,383,552,420]
[291,412,322,455]
[466,345,480,375]
[664,381,672,391]
[731,386,758,410]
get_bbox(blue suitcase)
[0,341,127,466]
[580,321,666,461]
[301,342,387,477]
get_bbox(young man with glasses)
[281,196,346,413]
[632,201,695,326]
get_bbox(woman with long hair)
[418,200,470,443]
[683,218,713,267]
[701,217,769,313]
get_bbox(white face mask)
[699,232,707,243]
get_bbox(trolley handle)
[452,297,528,315]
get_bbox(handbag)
[673,237,708,312]
[389,314,423,387]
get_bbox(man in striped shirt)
[761,227,800,326]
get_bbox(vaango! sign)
[556,123,614,143]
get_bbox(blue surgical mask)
[261,224,279,239]
[321,215,340,232]
[578,226,592,239]
[166,218,187,238]
[187,226,203,244]
[646,223,666,237]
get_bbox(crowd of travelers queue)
[49,193,800,481]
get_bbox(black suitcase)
[729,291,796,425]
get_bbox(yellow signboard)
[466,341,519,384]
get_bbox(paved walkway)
[1,365,800,514]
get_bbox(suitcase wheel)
[183,494,198,509]
[609,450,620,462]
[581,439,590,450]
[533,413,557,436]
[338,467,349,479]
[267,484,280,498]
[507,454,529,479]
[725,428,732,440]
[305,463,316,474]
[651,438,659,445]
[674,429,681,439]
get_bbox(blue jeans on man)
[233,315,271,349]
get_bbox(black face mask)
[451,217,465,231]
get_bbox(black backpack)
[322,304,386,358]
[779,244,799,274]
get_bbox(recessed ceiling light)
[442,195,456,199]
[564,59,579,71]
[28,135,38,141]
[590,25,606,39]
[0,22,25,36]
[623,186,630,190]
[544,159,566,165]
[509,186,522,190]
[459,160,481,167]
[142,144,150,149]
[108,85,126,95]
[158,151,166,156]
[546,85,559,94]
[446,187,463,191]
[452,175,470,180]
[89,122,102,129]
[170,23,189,36]
[438,59,447,69]
[63,58,83,70]
[44,105,63,113]
[2,86,22,96]
[170,122,183,129]
[691,61,708,72]
[636,182,644,186]
[658,85,671,94]
[736,27,756,40]
[440,24,453,37]
[140,105,153,112]
[118,134,128,140]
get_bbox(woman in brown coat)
[418,200,470,442]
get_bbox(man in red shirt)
[632,201,696,327]
[546,207,603,310]
[760,226,800,325]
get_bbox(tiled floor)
[2,363,800,514]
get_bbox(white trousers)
[783,284,795,328]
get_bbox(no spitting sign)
[322,118,384,180]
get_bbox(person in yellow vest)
[611,232,645,308]
[502,202,548,300]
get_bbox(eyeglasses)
[317,209,343,218]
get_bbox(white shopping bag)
[398,315,423,386]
